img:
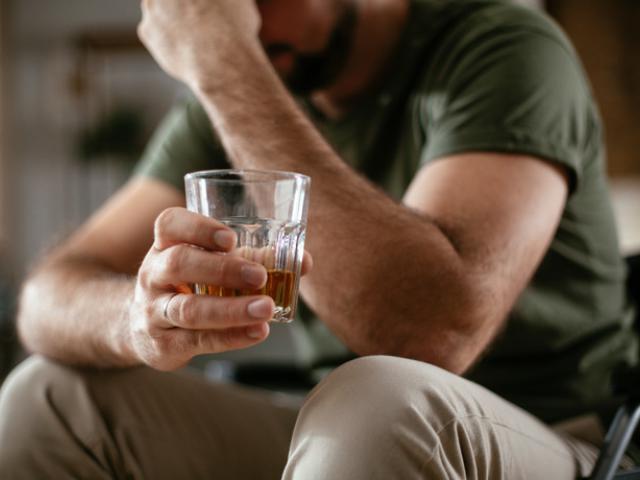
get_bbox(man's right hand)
[127,207,275,371]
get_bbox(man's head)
[257,0,358,95]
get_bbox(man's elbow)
[15,258,67,357]
[352,289,500,375]
[396,333,485,375]
[16,278,44,355]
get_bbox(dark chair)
[0,276,17,384]
[588,253,640,480]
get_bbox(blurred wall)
[548,0,640,178]
[4,0,181,282]
[547,0,640,253]
[1,1,7,258]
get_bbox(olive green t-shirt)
[135,0,637,423]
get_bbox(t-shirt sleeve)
[420,13,600,192]
[134,96,229,192]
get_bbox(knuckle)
[217,328,236,350]
[142,302,156,322]
[137,264,153,289]
[163,246,186,277]
[219,300,238,325]
[154,208,179,245]
[194,219,214,245]
[215,256,237,283]
[176,296,196,327]
[192,330,208,351]
[154,208,173,232]
[209,256,224,282]
[150,343,170,364]
[151,333,174,356]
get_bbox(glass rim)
[185,169,310,184]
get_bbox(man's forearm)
[191,46,483,369]
[18,257,137,368]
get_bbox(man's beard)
[267,6,357,95]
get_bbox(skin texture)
[18,0,568,374]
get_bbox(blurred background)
[0,0,639,381]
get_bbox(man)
[0,0,635,478]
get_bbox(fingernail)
[247,323,268,339]
[241,264,267,287]
[248,298,273,319]
[214,230,236,250]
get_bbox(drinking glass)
[184,169,310,323]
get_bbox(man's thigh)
[285,356,599,479]
[0,356,299,480]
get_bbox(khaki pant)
[0,355,602,479]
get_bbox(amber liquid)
[193,269,297,321]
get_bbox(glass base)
[273,306,294,323]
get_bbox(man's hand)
[138,0,262,89]
[127,207,275,371]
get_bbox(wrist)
[109,288,140,366]
[190,39,273,98]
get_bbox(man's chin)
[273,6,356,96]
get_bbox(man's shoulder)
[412,0,571,50]
[407,0,584,98]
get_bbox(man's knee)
[0,355,73,415]
[1,354,100,408]
[296,356,462,441]
[0,356,148,478]
[0,357,89,471]
[284,356,466,478]
[302,355,463,426]
[1,355,156,442]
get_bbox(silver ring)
[163,293,179,322]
